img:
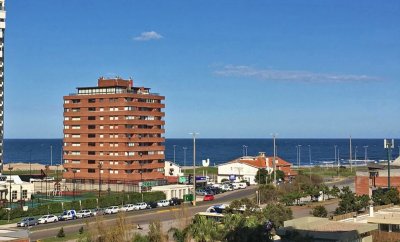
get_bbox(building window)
[88,169,95,173]
[22,190,28,199]
[88,99,96,103]
[88,125,95,129]
[88,116,95,120]
[12,191,17,200]
[88,151,96,155]
[88,160,95,164]
[88,134,96,138]
[72,134,81,138]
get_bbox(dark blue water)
[4,139,400,166]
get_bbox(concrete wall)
[355,169,400,195]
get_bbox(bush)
[79,226,84,234]
[312,205,328,217]
[57,227,65,238]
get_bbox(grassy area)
[4,170,64,176]
[296,166,367,178]
[0,218,22,225]
[182,166,217,175]
[40,232,83,242]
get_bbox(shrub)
[312,205,328,218]
[79,226,84,234]
[57,227,65,238]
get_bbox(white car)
[38,214,58,224]
[105,206,119,214]
[157,200,169,207]
[76,209,92,218]
[120,204,135,212]
[238,182,247,189]
[221,184,233,191]
[133,202,147,210]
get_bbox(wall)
[217,162,258,184]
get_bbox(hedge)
[0,191,166,220]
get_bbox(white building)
[0,175,34,202]
[217,152,296,185]
[164,161,183,177]
[151,184,192,200]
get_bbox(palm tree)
[188,215,220,242]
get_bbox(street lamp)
[8,164,13,211]
[183,147,187,168]
[173,145,177,163]
[271,134,277,186]
[384,139,394,189]
[298,145,302,168]
[189,132,199,206]
[72,170,77,201]
[242,145,248,157]
[45,165,49,198]
[108,168,111,196]
[363,146,368,165]
[98,161,103,197]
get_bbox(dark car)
[169,197,183,206]
[146,201,158,209]
[17,217,38,227]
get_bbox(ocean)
[3,138,400,167]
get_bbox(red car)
[203,194,215,201]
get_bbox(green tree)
[312,205,328,217]
[255,169,269,184]
[169,227,189,242]
[373,188,400,205]
[258,184,280,204]
[262,203,293,227]
[188,215,220,242]
[148,220,167,242]
[330,185,340,198]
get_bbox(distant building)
[63,77,166,185]
[0,175,34,202]
[164,161,183,177]
[217,152,296,184]
[0,0,5,173]
[355,156,400,196]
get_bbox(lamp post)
[50,145,53,167]
[271,134,277,186]
[298,145,302,168]
[308,145,312,181]
[364,146,368,165]
[334,145,338,175]
[45,165,49,198]
[98,161,103,197]
[73,170,77,201]
[173,145,177,163]
[384,139,394,189]
[29,150,32,177]
[108,168,111,196]
[189,132,199,206]
[8,164,13,212]
[242,145,248,157]
[183,147,187,168]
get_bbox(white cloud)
[214,65,381,83]
[133,31,163,41]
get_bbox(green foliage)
[222,214,272,242]
[169,227,189,242]
[255,169,269,184]
[312,205,328,217]
[335,186,370,215]
[132,233,150,242]
[148,220,167,242]
[372,188,400,206]
[258,184,280,204]
[262,203,293,227]
[57,227,65,238]
[188,215,221,242]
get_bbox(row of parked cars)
[16,198,183,227]
[196,182,248,198]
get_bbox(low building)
[0,175,34,203]
[277,216,377,242]
[355,156,400,196]
[164,161,183,177]
[217,152,296,185]
[151,184,192,200]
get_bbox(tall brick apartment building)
[63,77,166,186]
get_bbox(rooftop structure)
[63,77,166,186]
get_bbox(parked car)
[120,204,135,212]
[146,201,158,209]
[105,206,119,214]
[133,202,147,210]
[90,208,104,216]
[157,200,169,207]
[221,184,233,191]
[196,189,207,196]
[17,217,38,227]
[58,210,77,221]
[169,197,183,206]
[203,194,215,201]
[76,209,92,218]
[238,182,247,189]
[38,214,58,224]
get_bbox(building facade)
[217,152,297,184]
[63,77,166,186]
[0,0,5,173]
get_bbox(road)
[29,186,258,241]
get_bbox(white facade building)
[218,161,264,185]
[0,175,34,202]
[151,184,192,200]
[0,0,5,173]
[164,161,183,177]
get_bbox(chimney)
[369,204,374,217]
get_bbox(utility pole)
[298,145,302,168]
[308,145,312,181]
[173,145,177,163]
[364,146,368,165]
[272,134,277,186]
[183,147,187,168]
[384,139,394,189]
[50,145,53,167]
[349,136,352,172]
[334,145,338,175]
[189,132,199,206]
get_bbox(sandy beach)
[5,162,64,171]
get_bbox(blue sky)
[5,0,400,138]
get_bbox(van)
[58,210,76,221]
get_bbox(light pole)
[334,145,338,174]
[189,132,199,206]
[308,145,312,181]
[296,146,299,169]
[45,165,49,198]
[183,147,187,168]
[50,145,53,167]
[349,136,352,172]
[29,150,32,177]
[364,146,368,165]
[384,139,394,189]
[108,168,111,196]
[271,134,277,186]
[298,145,302,168]
[8,164,13,212]
[73,170,77,200]
[173,145,177,163]
[242,145,248,157]
[98,161,103,197]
